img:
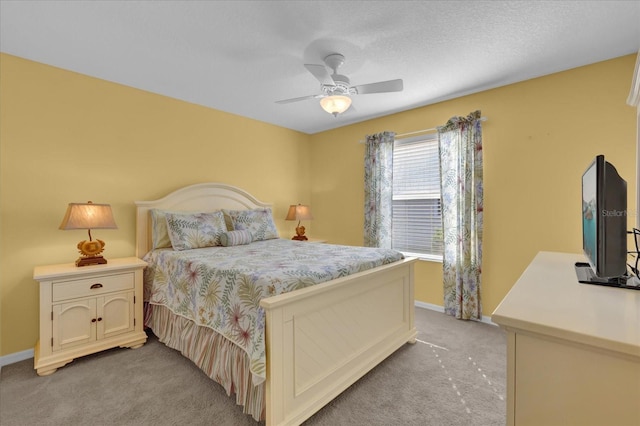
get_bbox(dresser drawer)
[52,272,134,302]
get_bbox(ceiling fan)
[276,53,403,117]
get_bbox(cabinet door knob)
[91,318,97,323]
[90,283,103,289]
[97,317,103,322]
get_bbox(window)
[392,134,443,260]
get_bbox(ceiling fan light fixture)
[320,95,351,117]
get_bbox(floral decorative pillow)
[165,211,227,251]
[223,208,279,241]
[219,230,253,247]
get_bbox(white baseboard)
[414,300,497,326]
[0,348,33,368]
[415,300,445,313]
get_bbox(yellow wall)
[309,54,637,315]
[0,54,311,355]
[1,53,637,358]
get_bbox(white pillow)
[150,209,181,249]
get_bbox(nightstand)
[33,257,147,376]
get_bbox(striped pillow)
[219,230,253,247]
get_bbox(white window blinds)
[392,135,443,259]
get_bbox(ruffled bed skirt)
[144,303,265,421]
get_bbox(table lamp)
[285,204,313,241]
[59,201,118,266]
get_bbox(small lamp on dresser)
[285,204,313,241]
[59,201,118,267]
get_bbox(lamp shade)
[320,95,352,116]
[59,202,118,230]
[285,204,313,221]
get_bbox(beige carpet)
[0,307,506,425]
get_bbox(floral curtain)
[363,131,395,248]
[437,111,483,320]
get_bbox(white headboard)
[135,182,271,258]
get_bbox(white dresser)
[492,251,640,426]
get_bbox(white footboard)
[260,258,417,426]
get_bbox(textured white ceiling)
[1,1,639,134]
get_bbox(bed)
[135,182,417,425]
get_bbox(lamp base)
[292,235,308,241]
[76,256,107,267]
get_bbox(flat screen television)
[576,154,633,287]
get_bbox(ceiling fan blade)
[304,64,335,86]
[275,94,324,104]
[353,79,403,94]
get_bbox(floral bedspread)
[143,239,403,385]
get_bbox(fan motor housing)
[323,74,352,95]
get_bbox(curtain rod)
[396,116,488,138]
[359,116,487,143]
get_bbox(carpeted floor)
[0,307,506,426]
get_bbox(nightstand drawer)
[52,272,134,302]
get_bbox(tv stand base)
[574,262,640,290]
